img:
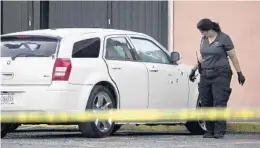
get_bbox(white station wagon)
[1,28,205,138]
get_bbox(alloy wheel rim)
[197,100,207,131]
[92,92,113,133]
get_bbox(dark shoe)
[214,133,225,139]
[203,132,214,138]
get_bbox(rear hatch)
[1,35,60,85]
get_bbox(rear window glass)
[72,38,100,58]
[1,36,59,57]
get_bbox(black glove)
[237,72,245,85]
[189,69,196,82]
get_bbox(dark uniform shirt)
[200,32,234,69]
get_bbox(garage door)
[1,1,32,34]
[48,1,108,28]
[48,1,168,48]
[111,1,168,48]
[1,1,169,48]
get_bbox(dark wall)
[1,1,168,48]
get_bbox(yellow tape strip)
[1,108,260,123]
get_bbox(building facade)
[173,1,260,109]
[1,1,259,109]
[1,1,169,48]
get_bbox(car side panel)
[187,72,200,109]
[58,34,120,109]
[126,34,190,110]
[68,58,110,85]
[105,60,149,109]
[102,35,149,109]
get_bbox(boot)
[203,131,214,138]
[214,133,225,139]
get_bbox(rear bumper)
[1,82,94,112]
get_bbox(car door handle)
[149,69,158,72]
[111,67,122,70]
[2,73,14,80]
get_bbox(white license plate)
[1,93,14,104]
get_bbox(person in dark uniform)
[189,18,246,139]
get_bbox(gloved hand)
[189,69,196,82]
[237,72,245,85]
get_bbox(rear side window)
[1,36,59,57]
[105,37,135,61]
[72,38,100,58]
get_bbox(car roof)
[1,28,147,38]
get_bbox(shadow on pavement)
[4,130,193,139]
[12,128,79,133]
[114,131,192,136]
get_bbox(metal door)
[110,1,168,48]
[1,1,33,34]
[48,1,108,28]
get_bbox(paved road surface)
[1,128,260,148]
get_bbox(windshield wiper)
[11,53,46,61]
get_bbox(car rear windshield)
[1,36,59,57]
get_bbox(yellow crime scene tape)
[1,108,260,123]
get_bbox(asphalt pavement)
[1,128,260,148]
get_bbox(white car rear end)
[0,34,94,112]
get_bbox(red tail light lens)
[52,58,72,81]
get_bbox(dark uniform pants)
[198,65,233,134]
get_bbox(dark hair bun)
[197,18,221,32]
[212,22,221,32]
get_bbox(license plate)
[1,93,14,104]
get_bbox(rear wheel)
[111,124,121,135]
[8,124,20,132]
[79,85,116,138]
[185,98,207,135]
[1,123,19,138]
[1,124,9,138]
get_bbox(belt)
[202,68,216,70]
[202,65,230,71]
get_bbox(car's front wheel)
[79,85,116,138]
[185,98,207,135]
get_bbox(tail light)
[52,58,72,81]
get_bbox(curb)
[226,122,260,133]
[19,122,260,133]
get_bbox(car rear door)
[104,35,149,109]
[1,35,60,85]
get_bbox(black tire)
[111,124,121,135]
[1,123,20,138]
[1,124,10,138]
[185,98,207,135]
[1,131,7,138]
[78,85,116,138]
[8,124,20,132]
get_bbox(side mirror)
[170,51,180,63]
